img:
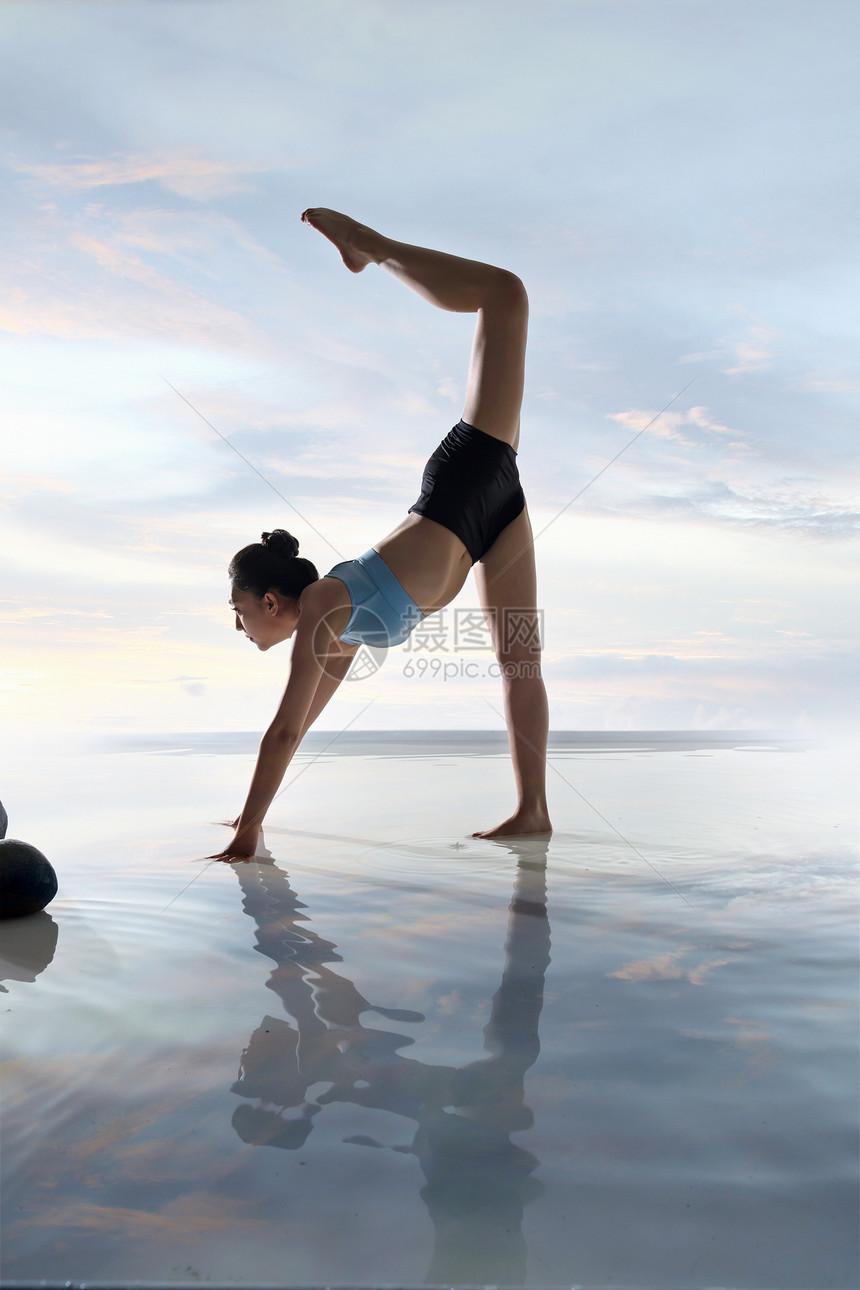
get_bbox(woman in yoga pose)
[211,209,551,862]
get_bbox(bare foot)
[301,208,380,273]
[471,809,552,839]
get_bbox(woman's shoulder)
[295,575,354,654]
[299,574,350,619]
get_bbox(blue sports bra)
[325,548,425,649]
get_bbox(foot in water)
[301,208,380,273]
[471,809,552,840]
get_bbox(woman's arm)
[209,614,355,862]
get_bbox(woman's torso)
[300,515,470,657]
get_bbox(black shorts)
[408,420,526,564]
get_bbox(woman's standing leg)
[472,507,551,837]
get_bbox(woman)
[211,209,551,862]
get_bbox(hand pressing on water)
[208,827,260,864]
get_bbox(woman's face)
[230,586,298,651]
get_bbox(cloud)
[609,950,731,985]
[691,704,762,731]
[607,408,692,445]
[685,406,750,449]
[129,676,209,697]
[0,605,112,626]
[0,668,43,694]
[181,679,207,697]
[799,369,860,394]
[0,465,76,499]
[13,151,263,201]
[595,475,860,539]
[62,227,261,345]
[23,1192,267,1239]
[661,480,860,538]
[722,330,775,376]
[0,191,284,348]
[262,445,429,494]
[0,233,260,347]
[681,317,777,375]
[724,1016,778,1085]
[606,404,749,452]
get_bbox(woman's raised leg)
[301,208,528,447]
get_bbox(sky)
[1,0,858,736]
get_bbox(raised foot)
[301,207,378,273]
[471,810,553,840]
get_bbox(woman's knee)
[496,654,543,683]
[489,268,528,315]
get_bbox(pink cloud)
[14,151,263,201]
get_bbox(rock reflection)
[0,911,58,990]
[231,840,551,1285]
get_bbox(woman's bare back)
[373,513,472,614]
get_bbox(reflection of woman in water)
[230,842,551,1285]
[212,210,551,863]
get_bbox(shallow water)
[1,733,857,1288]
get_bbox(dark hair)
[228,530,319,601]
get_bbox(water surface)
[1,733,857,1287]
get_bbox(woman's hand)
[208,828,260,864]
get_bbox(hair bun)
[261,529,300,559]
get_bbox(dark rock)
[0,800,7,840]
[0,839,58,919]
